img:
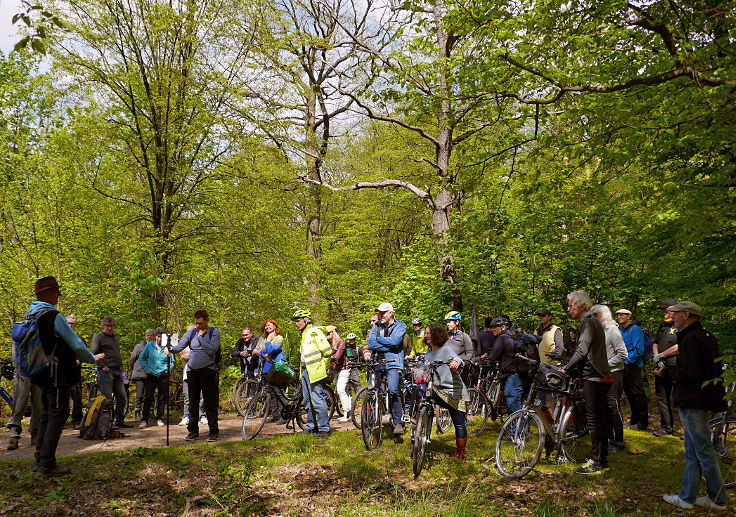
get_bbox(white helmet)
[346,332,357,340]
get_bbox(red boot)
[450,437,467,460]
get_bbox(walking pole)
[166,332,173,447]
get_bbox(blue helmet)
[444,311,462,321]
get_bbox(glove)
[652,353,663,363]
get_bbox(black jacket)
[673,321,726,412]
[37,310,82,386]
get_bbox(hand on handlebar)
[448,360,460,370]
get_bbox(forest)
[1,0,734,363]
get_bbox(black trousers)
[187,368,218,434]
[35,383,70,469]
[584,379,610,467]
[69,381,83,425]
[654,366,675,432]
[605,370,624,443]
[143,373,169,421]
[623,364,649,428]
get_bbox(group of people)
[3,276,730,512]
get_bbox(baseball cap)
[659,298,676,310]
[376,302,394,312]
[325,325,336,333]
[666,301,702,316]
[615,309,632,315]
[489,317,507,328]
[536,309,552,317]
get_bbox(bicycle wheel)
[495,410,544,478]
[241,390,271,440]
[559,404,591,463]
[709,416,736,489]
[466,389,490,437]
[233,379,259,417]
[351,387,368,429]
[489,380,507,422]
[361,389,383,450]
[412,406,433,478]
[435,406,452,434]
[323,385,337,420]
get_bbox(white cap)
[376,302,394,312]
[615,309,632,315]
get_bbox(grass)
[0,420,722,516]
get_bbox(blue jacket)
[139,340,175,376]
[367,319,406,370]
[259,339,285,374]
[620,324,645,368]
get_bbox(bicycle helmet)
[411,317,422,326]
[346,332,357,340]
[444,311,462,321]
[291,308,312,320]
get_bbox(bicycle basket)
[537,363,565,391]
[266,361,295,389]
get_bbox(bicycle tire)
[435,406,452,434]
[559,404,591,463]
[323,385,337,420]
[361,389,383,450]
[466,388,490,437]
[495,410,544,478]
[241,390,271,440]
[351,387,368,429]
[412,406,432,478]
[489,379,507,422]
[709,416,736,489]
[233,379,259,417]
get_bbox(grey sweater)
[424,344,468,401]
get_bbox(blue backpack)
[11,308,58,379]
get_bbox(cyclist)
[252,319,286,423]
[422,323,468,459]
[344,333,362,394]
[366,302,407,436]
[326,326,351,423]
[408,318,427,358]
[231,328,261,379]
[444,311,474,384]
[487,318,524,415]
[292,309,332,437]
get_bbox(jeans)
[654,366,675,432]
[301,369,330,433]
[678,407,727,506]
[584,380,611,467]
[98,369,128,424]
[186,367,219,434]
[142,373,169,422]
[35,383,70,469]
[622,364,648,428]
[7,371,42,439]
[504,373,523,414]
[375,366,403,426]
[606,370,624,443]
[432,394,467,439]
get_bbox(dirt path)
[1,413,356,461]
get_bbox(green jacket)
[300,324,332,383]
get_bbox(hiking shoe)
[6,437,19,451]
[609,441,626,452]
[574,460,607,475]
[185,432,199,441]
[138,421,148,429]
[178,416,189,426]
[40,465,71,476]
[393,423,405,436]
[314,430,331,438]
[652,429,672,437]
[206,433,219,442]
[694,496,727,510]
[72,422,81,431]
[663,495,694,509]
[337,415,350,423]
[199,416,208,425]
[157,419,165,427]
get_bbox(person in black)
[477,317,496,359]
[29,276,103,475]
[231,328,261,378]
[651,298,677,437]
[562,290,613,475]
[171,309,221,442]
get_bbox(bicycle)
[411,360,452,478]
[709,376,736,490]
[0,359,31,417]
[232,364,263,417]
[465,360,509,436]
[356,357,406,450]
[495,355,590,478]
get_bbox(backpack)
[188,327,221,369]
[10,308,58,380]
[641,327,654,361]
[79,395,118,440]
